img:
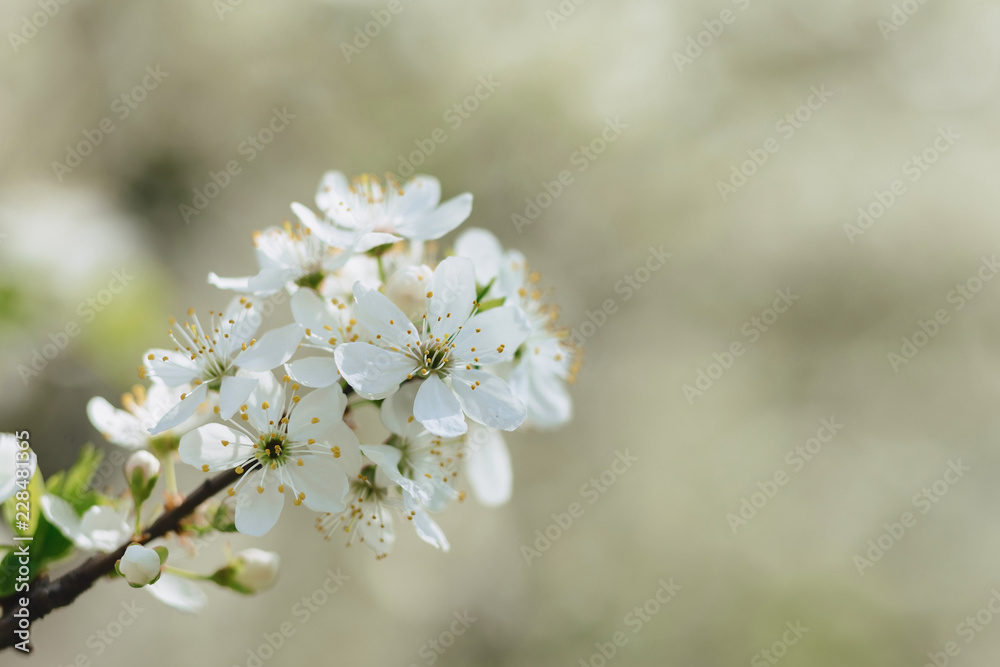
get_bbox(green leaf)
[154,546,169,565]
[46,444,104,514]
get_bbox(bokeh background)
[3,0,1000,665]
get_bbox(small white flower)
[208,214,352,296]
[455,228,579,429]
[40,495,131,552]
[119,544,163,587]
[0,433,36,503]
[384,264,434,323]
[371,382,463,512]
[179,375,360,536]
[141,297,304,434]
[334,257,531,437]
[87,381,212,449]
[299,172,473,253]
[317,476,397,560]
[231,548,280,593]
[125,450,160,481]
[284,288,364,389]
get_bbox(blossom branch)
[0,468,240,652]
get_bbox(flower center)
[256,435,288,465]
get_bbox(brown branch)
[0,468,240,652]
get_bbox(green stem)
[163,454,178,495]
[163,566,208,581]
[377,254,387,284]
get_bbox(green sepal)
[154,546,169,566]
[476,278,496,303]
[476,296,506,312]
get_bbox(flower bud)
[232,549,280,593]
[125,451,160,507]
[118,544,163,587]
[125,451,161,480]
[385,265,434,322]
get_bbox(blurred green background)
[3,0,1000,665]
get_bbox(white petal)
[288,455,350,513]
[414,374,467,437]
[450,369,526,431]
[454,228,504,285]
[380,382,423,438]
[453,306,531,365]
[355,232,403,253]
[288,384,348,434]
[207,272,253,293]
[144,348,198,387]
[247,268,300,295]
[40,494,86,547]
[395,193,473,241]
[219,375,260,421]
[314,171,352,215]
[79,506,130,552]
[147,573,208,613]
[334,343,414,400]
[86,397,146,448]
[179,423,254,471]
[361,444,430,505]
[510,362,573,430]
[388,175,441,218]
[235,474,284,537]
[149,383,209,435]
[235,323,304,372]
[410,508,450,551]
[285,356,340,388]
[427,257,477,339]
[352,281,420,350]
[464,423,512,507]
[291,288,335,333]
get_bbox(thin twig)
[0,468,240,652]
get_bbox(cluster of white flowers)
[83,171,579,560]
